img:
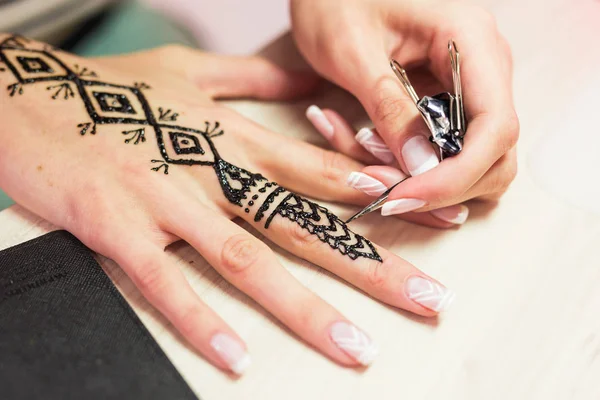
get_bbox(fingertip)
[305,107,379,164]
[210,332,252,375]
[404,274,456,314]
[355,127,396,164]
[306,105,334,139]
[430,204,469,225]
[328,321,379,367]
[369,247,454,316]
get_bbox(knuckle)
[502,112,521,150]
[488,174,506,195]
[134,260,168,295]
[319,149,347,184]
[67,192,113,249]
[371,79,412,127]
[365,258,390,290]
[288,219,322,248]
[221,234,263,275]
[487,157,518,195]
[295,298,319,329]
[429,181,467,205]
[83,221,112,250]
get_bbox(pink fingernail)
[381,198,426,216]
[355,127,395,164]
[210,333,252,375]
[330,321,378,366]
[346,172,387,196]
[405,276,455,312]
[401,135,439,176]
[306,105,334,139]
[430,205,469,224]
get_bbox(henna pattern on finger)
[264,192,382,261]
[254,185,285,220]
[0,35,381,262]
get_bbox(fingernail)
[405,276,455,312]
[330,321,378,366]
[346,172,387,196]
[306,105,334,139]
[430,204,469,224]
[210,333,252,375]
[355,128,395,164]
[402,135,439,176]
[381,198,426,216]
[374,167,409,182]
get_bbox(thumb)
[200,54,321,100]
[355,57,440,177]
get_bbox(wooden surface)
[1,0,600,399]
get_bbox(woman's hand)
[0,36,454,374]
[291,0,519,219]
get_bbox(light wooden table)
[1,1,599,399]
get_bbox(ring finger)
[163,198,378,367]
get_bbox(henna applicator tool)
[346,40,467,223]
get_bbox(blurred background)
[0,0,290,210]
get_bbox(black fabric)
[0,230,198,400]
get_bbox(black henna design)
[47,82,74,99]
[254,186,285,221]
[158,107,179,121]
[264,193,383,261]
[73,64,97,77]
[93,91,135,113]
[151,159,169,174]
[122,128,146,144]
[17,56,53,73]
[134,82,151,90]
[77,122,97,136]
[0,35,381,262]
[7,82,22,96]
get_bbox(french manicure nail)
[210,333,252,375]
[330,321,378,366]
[346,172,387,196]
[430,205,469,224]
[402,135,439,176]
[355,128,395,164]
[381,198,426,216]
[306,105,334,139]
[405,276,455,312]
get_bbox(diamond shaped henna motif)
[0,35,381,262]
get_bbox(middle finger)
[228,179,456,316]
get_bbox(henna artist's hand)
[291,0,519,220]
[0,35,455,375]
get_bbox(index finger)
[387,19,519,209]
